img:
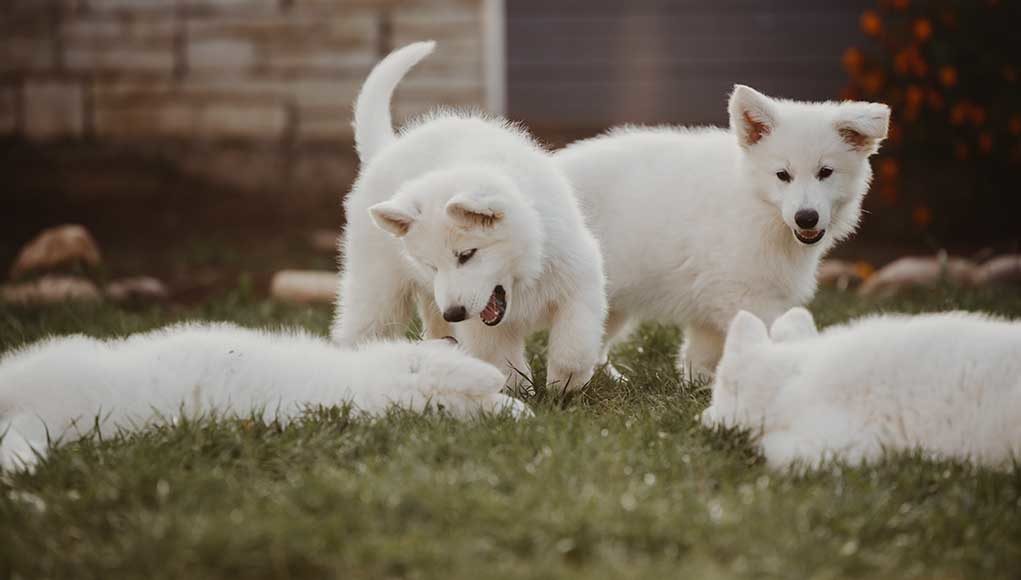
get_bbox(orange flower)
[893,0,911,10]
[894,50,912,75]
[912,205,933,228]
[880,158,900,180]
[939,66,958,87]
[970,106,987,126]
[913,18,933,42]
[861,70,885,95]
[1009,114,1021,136]
[950,102,968,126]
[854,261,876,280]
[860,10,882,36]
[978,132,994,154]
[905,85,925,109]
[927,89,945,111]
[842,47,865,75]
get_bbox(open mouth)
[480,285,507,326]
[793,228,826,245]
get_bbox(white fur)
[332,42,607,390]
[0,324,530,471]
[556,85,890,377]
[703,308,1021,469]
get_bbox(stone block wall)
[0,0,496,202]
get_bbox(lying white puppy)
[332,41,607,390]
[557,86,889,378]
[0,324,529,471]
[702,308,1021,469]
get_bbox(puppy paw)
[488,394,534,419]
[547,365,595,393]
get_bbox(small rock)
[307,229,339,254]
[270,270,336,304]
[818,260,870,290]
[105,276,170,303]
[858,253,978,298]
[1,275,101,304]
[10,225,102,279]
[975,254,1021,287]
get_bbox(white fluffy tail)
[354,41,436,163]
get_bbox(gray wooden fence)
[507,0,873,128]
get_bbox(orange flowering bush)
[843,0,1021,239]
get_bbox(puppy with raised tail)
[0,324,530,471]
[557,86,890,378]
[702,308,1021,469]
[332,42,607,390]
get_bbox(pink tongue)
[482,301,499,322]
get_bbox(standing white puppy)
[702,308,1021,469]
[332,42,607,390]
[0,324,530,471]
[557,86,889,377]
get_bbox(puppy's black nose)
[443,305,467,322]
[795,209,819,229]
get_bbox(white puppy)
[556,86,890,377]
[0,324,530,471]
[332,41,607,390]
[702,308,1021,469]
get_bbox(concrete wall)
[1,0,495,201]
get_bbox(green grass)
[2,288,1021,579]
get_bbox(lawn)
[1,287,1020,579]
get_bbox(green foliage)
[846,0,1021,240]
[1,289,1020,579]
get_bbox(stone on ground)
[10,224,102,279]
[270,270,335,304]
[858,254,978,298]
[1,275,101,304]
[105,276,170,303]
[975,254,1021,287]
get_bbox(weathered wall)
[1,0,491,201]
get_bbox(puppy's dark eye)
[776,170,792,183]
[456,248,477,265]
[816,167,833,180]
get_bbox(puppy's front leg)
[416,291,453,340]
[331,255,413,347]
[547,300,604,392]
[457,324,532,389]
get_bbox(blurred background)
[2,0,1019,304]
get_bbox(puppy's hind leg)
[598,308,634,380]
[678,323,725,382]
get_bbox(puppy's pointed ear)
[770,307,818,342]
[368,200,417,238]
[729,85,778,149]
[445,191,506,229]
[834,102,890,155]
[724,311,770,354]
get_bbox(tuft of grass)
[1,288,1020,579]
